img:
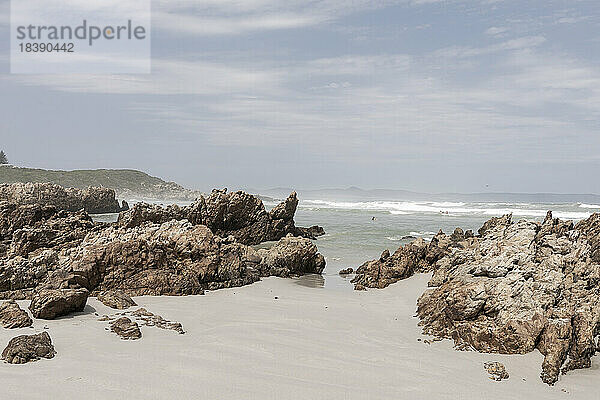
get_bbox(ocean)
[93,197,600,292]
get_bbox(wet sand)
[0,274,595,399]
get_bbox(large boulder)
[29,288,89,319]
[1,331,56,364]
[0,300,32,328]
[0,182,127,214]
[257,234,326,277]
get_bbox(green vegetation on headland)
[0,165,200,201]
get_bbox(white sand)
[0,274,596,399]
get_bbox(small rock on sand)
[484,362,509,381]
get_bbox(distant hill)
[0,165,201,202]
[257,186,600,204]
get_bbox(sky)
[0,0,599,194]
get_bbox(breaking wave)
[301,200,591,220]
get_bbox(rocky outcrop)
[0,188,326,304]
[57,220,325,296]
[96,290,137,310]
[0,183,128,214]
[0,203,102,299]
[1,331,56,364]
[339,268,354,275]
[110,317,142,340]
[357,211,600,385]
[0,300,32,328]
[0,201,98,258]
[29,288,89,319]
[351,230,469,290]
[117,190,325,245]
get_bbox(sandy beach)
[0,274,595,400]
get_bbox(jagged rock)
[257,234,326,278]
[130,308,185,334]
[29,288,89,319]
[117,190,324,245]
[116,203,186,230]
[352,211,600,385]
[0,300,32,328]
[484,362,509,381]
[96,290,137,309]
[1,331,56,364]
[61,220,325,296]
[0,203,100,299]
[110,317,141,340]
[63,221,260,296]
[339,268,354,275]
[351,235,456,290]
[419,213,600,385]
[0,183,127,214]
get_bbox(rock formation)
[484,362,509,381]
[351,229,470,289]
[353,212,600,385]
[1,331,56,364]
[61,221,325,296]
[339,268,354,275]
[117,189,325,245]
[0,300,32,328]
[110,317,142,340]
[0,189,326,301]
[256,234,325,277]
[130,308,185,334]
[29,288,89,319]
[0,182,128,214]
[96,290,137,309]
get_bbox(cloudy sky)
[0,0,599,194]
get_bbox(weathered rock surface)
[355,211,600,385]
[96,290,137,309]
[351,230,467,289]
[484,362,509,381]
[110,317,142,340]
[0,300,32,328]
[0,203,101,299]
[130,308,185,334]
[257,234,326,278]
[339,268,354,275]
[1,331,56,364]
[0,182,128,214]
[59,220,325,296]
[29,288,89,319]
[117,189,324,245]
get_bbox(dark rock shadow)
[53,304,98,320]
[294,274,325,289]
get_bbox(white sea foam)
[301,199,591,220]
[580,203,600,209]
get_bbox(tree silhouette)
[0,151,8,165]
